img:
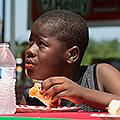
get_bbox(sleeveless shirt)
[23,64,102,112]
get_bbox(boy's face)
[25,20,67,80]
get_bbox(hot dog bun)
[29,82,60,108]
[108,99,120,115]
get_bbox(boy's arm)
[40,63,120,111]
[72,63,120,111]
[84,63,120,110]
[78,83,120,111]
[97,63,120,95]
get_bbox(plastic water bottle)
[0,43,16,114]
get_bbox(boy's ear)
[66,46,80,64]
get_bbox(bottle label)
[0,67,16,79]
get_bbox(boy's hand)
[40,76,83,104]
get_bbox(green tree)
[81,39,120,65]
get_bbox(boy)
[21,10,120,112]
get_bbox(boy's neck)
[65,64,81,83]
[73,65,81,82]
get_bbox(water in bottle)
[0,43,16,114]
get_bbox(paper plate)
[16,105,81,113]
[90,113,120,120]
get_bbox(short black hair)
[36,10,89,63]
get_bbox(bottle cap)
[0,43,9,48]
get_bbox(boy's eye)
[29,38,34,45]
[39,41,46,47]
[39,41,43,45]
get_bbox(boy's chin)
[27,72,51,80]
[28,76,46,81]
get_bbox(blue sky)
[0,0,120,44]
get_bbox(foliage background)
[81,39,120,65]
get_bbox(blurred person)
[20,10,120,112]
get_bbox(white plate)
[91,113,120,120]
[16,105,81,113]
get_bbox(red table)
[0,112,106,120]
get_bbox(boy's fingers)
[41,77,65,92]
[45,84,66,100]
[51,90,68,102]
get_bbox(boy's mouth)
[25,59,36,69]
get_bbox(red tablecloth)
[0,112,104,120]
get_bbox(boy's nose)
[26,47,37,57]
